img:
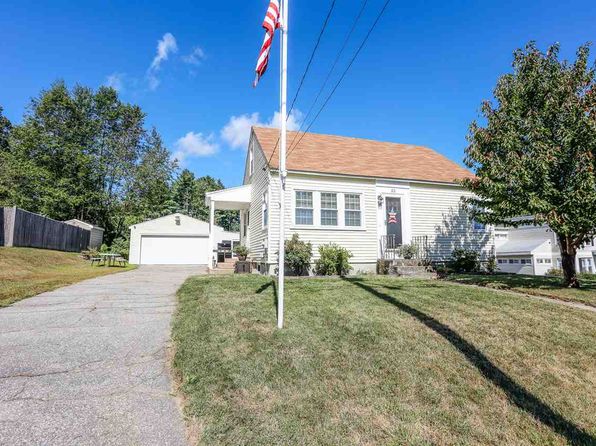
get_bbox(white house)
[205,127,494,273]
[495,223,596,275]
[128,213,239,265]
[63,219,104,249]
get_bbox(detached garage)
[129,213,237,265]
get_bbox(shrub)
[546,267,563,277]
[485,256,497,274]
[285,234,312,276]
[234,245,249,260]
[314,243,353,276]
[377,260,391,275]
[99,243,109,253]
[450,249,480,273]
[400,244,417,259]
[110,238,130,259]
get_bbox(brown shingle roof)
[252,126,474,184]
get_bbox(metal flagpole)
[277,0,288,329]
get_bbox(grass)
[445,273,596,307]
[172,275,596,446]
[0,247,135,306]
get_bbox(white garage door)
[140,235,208,265]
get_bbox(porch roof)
[205,184,251,210]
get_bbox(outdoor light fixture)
[377,194,384,207]
[175,215,181,225]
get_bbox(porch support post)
[209,200,215,269]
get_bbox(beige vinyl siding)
[410,182,494,261]
[268,173,377,270]
[246,137,270,261]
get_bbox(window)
[498,259,505,264]
[509,259,519,264]
[521,258,532,265]
[344,194,361,227]
[249,144,254,175]
[320,193,338,226]
[544,258,551,264]
[295,191,313,225]
[495,233,508,239]
[537,259,544,264]
[262,192,268,227]
[243,211,249,237]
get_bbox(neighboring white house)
[495,224,596,275]
[205,127,494,274]
[128,213,239,265]
[63,219,104,249]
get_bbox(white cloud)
[171,132,218,164]
[182,46,206,65]
[220,109,303,150]
[105,73,125,92]
[151,32,178,70]
[147,33,178,90]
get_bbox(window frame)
[294,190,314,226]
[262,191,268,228]
[291,190,364,230]
[248,143,254,176]
[344,193,362,227]
[320,192,338,226]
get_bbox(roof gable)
[252,126,474,184]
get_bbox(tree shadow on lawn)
[453,273,596,293]
[256,280,278,309]
[345,277,595,446]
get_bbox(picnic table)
[98,253,119,267]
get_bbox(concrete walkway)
[0,265,204,446]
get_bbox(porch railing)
[380,235,429,261]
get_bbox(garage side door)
[140,236,208,265]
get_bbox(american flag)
[254,0,281,87]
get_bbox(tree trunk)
[558,234,580,288]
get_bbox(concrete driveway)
[0,265,204,446]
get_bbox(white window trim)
[320,192,338,227]
[262,191,268,229]
[294,190,314,226]
[248,143,254,176]
[291,189,365,230]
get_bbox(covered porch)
[205,184,251,269]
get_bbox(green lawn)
[445,273,596,307]
[0,247,135,306]
[173,275,596,446]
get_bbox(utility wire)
[287,0,337,118]
[266,0,337,166]
[286,0,370,152]
[287,0,391,160]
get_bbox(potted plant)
[234,245,249,261]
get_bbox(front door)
[385,197,403,248]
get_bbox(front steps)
[383,259,436,279]
[209,258,236,275]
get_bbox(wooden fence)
[1,207,90,252]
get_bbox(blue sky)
[1,0,595,187]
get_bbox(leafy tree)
[463,42,596,287]
[172,169,199,215]
[193,175,240,232]
[125,128,177,221]
[0,106,11,151]
[0,81,236,244]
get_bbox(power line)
[266,0,337,166]
[287,0,337,118]
[286,0,370,152]
[287,0,391,160]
